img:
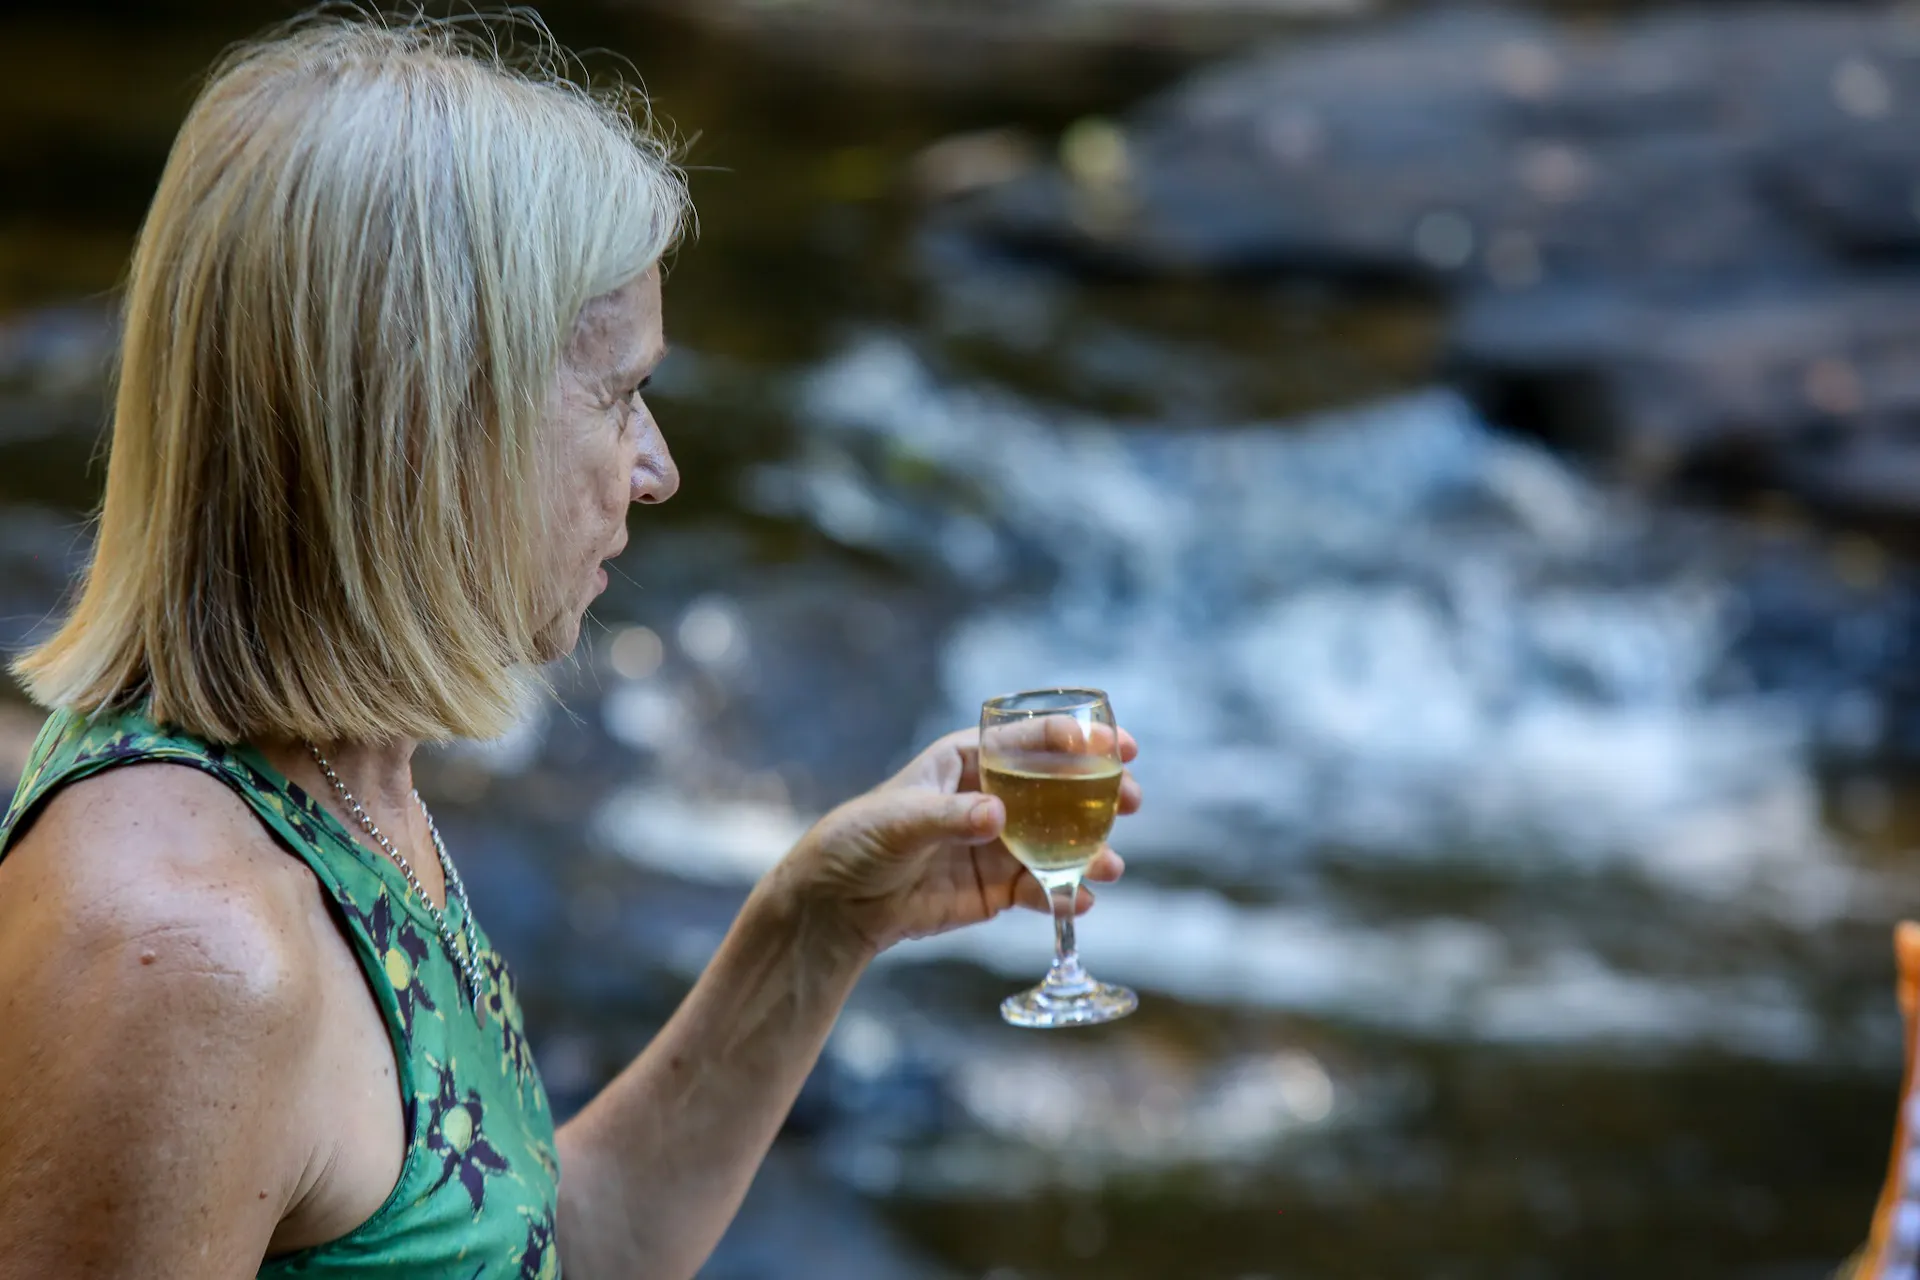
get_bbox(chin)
[527,572,601,663]
[531,612,586,664]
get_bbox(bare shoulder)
[0,758,322,1017]
[0,761,326,1275]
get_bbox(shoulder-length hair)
[12,13,689,745]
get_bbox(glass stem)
[1044,877,1093,996]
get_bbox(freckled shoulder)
[0,761,329,1274]
[1,759,328,995]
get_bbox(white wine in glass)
[981,752,1123,878]
[980,689,1137,1028]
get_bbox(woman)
[0,16,1136,1278]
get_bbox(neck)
[257,735,420,817]
[256,733,452,911]
[309,737,420,813]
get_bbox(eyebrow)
[604,346,661,395]
[628,340,669,382]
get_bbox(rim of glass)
[981,687,1110,715]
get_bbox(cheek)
[564,418,626,506]
[602,429,635,510]
[544,423,620,535]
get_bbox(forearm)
[552,872,871,1280]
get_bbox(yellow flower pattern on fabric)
[480,948,541,1102]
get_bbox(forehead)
[566,270,664,375]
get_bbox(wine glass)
[980,688,1137,1028]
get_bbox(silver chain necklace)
[308,745,485,1014]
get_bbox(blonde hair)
[12,11,689,744]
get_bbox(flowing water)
[3,4,1919,1277]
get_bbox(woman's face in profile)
[535,267,677,657]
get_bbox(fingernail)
[969,798,996,827]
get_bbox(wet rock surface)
[938,4,1920,532]
[0,304,114,439]
[622,0,1366,90]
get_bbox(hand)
[767,723,1141,958]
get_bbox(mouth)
[593,536,626,594]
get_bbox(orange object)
[1845,923,1920,1279]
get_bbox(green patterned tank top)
[0,705,562,1279]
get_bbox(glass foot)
[1000,978,1138,1029]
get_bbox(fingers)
[942,720,1141,803]
[1012,876,1100,915]
[980,714,1121,760]
[953,793,1005,843]
[854,787,1006,852]
[1015,876,1048,913]
[947,719,1137,759]
[971,838,1122,915]
[1079,722,1138,763]
[1007,852,1121,911]
[1051,720,1136,762]
[925,726,980,763]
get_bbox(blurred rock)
[0,304,114,390]
[1446,270,1920,536]
[1446,274,1920,481]
[1760,120,1920,259]
[0,303,115,446]
[934,4,1920,533]
[941,6,1906,283]
[0,508,90,653]
[907,128,1044,202]
[701,1146,953,1280]
[620,0,1366,90]
[0,697,45,797]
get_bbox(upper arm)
[0,764,323,1278]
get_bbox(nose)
[631,430,679,505]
